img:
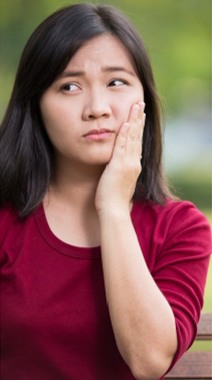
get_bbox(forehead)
[65,34,136,71]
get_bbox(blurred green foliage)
[169,172,211,213]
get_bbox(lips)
[83,128,114,141]
[83,128,113,137]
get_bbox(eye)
[108,79,128,87]
[61,83,80,92]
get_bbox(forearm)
[99,207,177,380]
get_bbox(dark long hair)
[0,3,174,216]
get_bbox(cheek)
[117,90,144,120]
[40,99,65,135]
[39,108,62,148]
[39,98,52,131]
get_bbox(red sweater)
[0,200,211,379]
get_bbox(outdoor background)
[0,0,211,330]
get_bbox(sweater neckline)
[34,203,101,259]
[34,202,139,259]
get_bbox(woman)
[0,3,211,380]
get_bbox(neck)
[46,160,106,212]
[43,161,104,247]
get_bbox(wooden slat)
[165,313,212,379]
[165,351,212,379]
[196,313,212,341]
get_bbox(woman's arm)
[95,103,177,380]
[99,208,177,380]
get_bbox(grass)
[203,258,212,312]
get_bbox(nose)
[82,89,111,120]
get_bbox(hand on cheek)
[116,101,146,161]
[95,102,146,214]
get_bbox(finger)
[139,112,146,147]
[126,103,145,157]
[139,112,146,164]
[110,102,145,161]
[127,104,141,141]
[128,102,145,141]
[111,122,129,159]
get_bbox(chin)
[86,148,113,165]
[89,156,111,166]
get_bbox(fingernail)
[133,104,140,111]
[132,104,140,118]
[138,101,145,111]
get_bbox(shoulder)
[0,204,20,244]
[0,204,20,230]
[160,199,211,242]
[0,204,36,248]
[132,199,211,252]
[134,198,208,220]
[0,204,41,268]
[133,198,210,228]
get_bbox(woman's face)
[40,34,144,168]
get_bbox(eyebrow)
[102,66,135,76]
[58,66,135,79]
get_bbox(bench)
[165,312,212,379]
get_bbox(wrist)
[97,202,132,220]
